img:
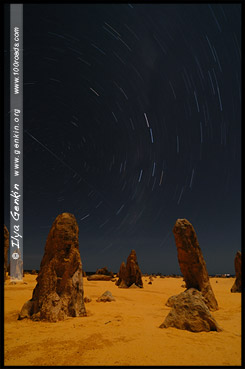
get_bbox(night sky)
[4,3,241,275]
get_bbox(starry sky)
[4,3,241,275]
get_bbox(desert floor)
[4,275,241,366]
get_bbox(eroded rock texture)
[129,283,139,289]
[87,274,112,281]
[95,267,114,277]
[173,219,218,311]
[96,290,115,302]
[160,288,222,332]
[231,251,241,293]
[18,213,86,322]
[4,225,9,281]
[116,262,127,287]
[116,250,143,288]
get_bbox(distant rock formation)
[125,249,143,288]
[18,213,86,322]
[87,274,112,281]
[96,291,115,302]
[173,219,218,311]
[231,251,241,293]
[116,250,143,288]
[116,262,127,287]
[4,225,9,281]
[95,267,114,277]
[160,288,222,332]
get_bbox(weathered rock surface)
[118,280,128,288]
[160,288,222,332]
[4,225,9,281]
[18,213,86,322]
[173,219,218,311]
[18,300,33,320]
[96,291,115,302]
[116,262,127,286]
[126,250,143,288]
[87,274,112,281]
[116,250,143,288]
[129,283,139,288]
[95,267,114,277]
[231,251,241,293]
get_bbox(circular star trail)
[4,4,241,274]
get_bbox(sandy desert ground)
[4,274,241,366]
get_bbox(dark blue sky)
[4,3,241,274]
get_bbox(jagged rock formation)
[95,267,114,277]
[96,291,115,302]
[231,251,241,293]
[87,274,112,281]
[4,225,9,281]
[125,249,143,288]
[116,262,127,287]
[116,250,143,288]
[160,288,222,332]
[173,219,218,311]
[18,213,86,322]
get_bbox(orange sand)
[4,275,241,366]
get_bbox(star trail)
[4,3,241,275]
